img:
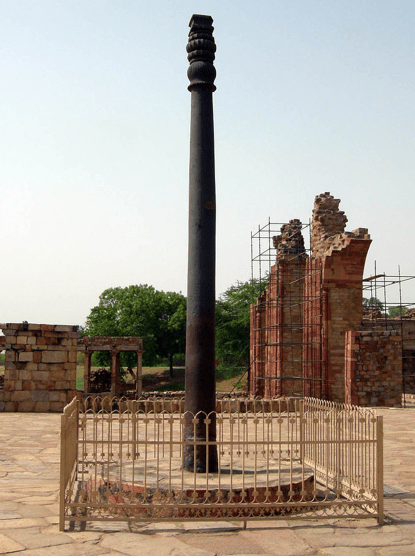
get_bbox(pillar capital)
[187,14,216,91]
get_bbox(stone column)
[184,14,218,473]
[84,351,92,393]
[136,351,143,397]
[111,351,118,396]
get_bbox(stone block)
[16,335,28,344]
[20,365,35,375]
[55,381,69,390]
[18,401,36,412]
[15,380,22,391]
[68,349,77,363]
[1,330,17,337]
[32,390,49,402]
[19,352,33,363]
[22,381,34,391]
[24,362,39,372]
[55,325,77,332]
[34,401,51,412]
[41,324,55,331]
[11,391,31,402]
[5,380,15,391]
[42,351,67,363]
[50,401,65,412]
[5,351,16,362]
[5,402,17,412]
[33,351,42,364]
[49,392,61,402]
[27,336,36,344]
[34,381,55,391]
[50,370,66,381]
[32,370,49,382]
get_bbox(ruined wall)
[362,317,415,395]
[250,220,307,397]
[0,323,79,412]
[310,193,371,401]
[250,193,372,403]
[345,330,402,407]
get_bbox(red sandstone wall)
[345,330,402,406]
[319,236,372,401]
[249,193,372,403]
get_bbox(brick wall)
[345,330,402,406]
[0,323,79,412]
[250,220,306,398]
[362,318,415,394]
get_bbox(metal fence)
[59,396,383,530]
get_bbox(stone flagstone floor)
[0,405,414,556]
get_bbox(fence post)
[59,410,67,531]
[376,415,384,525]
[299,399,304,463]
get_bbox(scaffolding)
[362,263,415,406]
[250,220,323,399]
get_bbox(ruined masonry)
[249,192,405,406]
[0,323,79,412]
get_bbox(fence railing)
[59,397,79,530]
[60,396,383,530]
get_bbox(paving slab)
[99,532,215,555]
[1,526,73,550]
[10,543,124,556]
[0,406,414,555]
[240,528,316,556]
[177,530,266,556]
[318,546,376,556]
[0,532,25,553]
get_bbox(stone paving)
[0,405,414,556]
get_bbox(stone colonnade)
[0,327,144,412]
[78,336,144,396]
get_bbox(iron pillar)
[183,14,218,473]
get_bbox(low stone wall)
[0,323,79,412]
[345,330,402,407]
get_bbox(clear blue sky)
[1,0,414,325]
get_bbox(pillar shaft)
[84,351,91,393]
[184,14,218,473]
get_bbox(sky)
[1,0,414,327]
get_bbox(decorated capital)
[187,14,216,91]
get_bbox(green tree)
[83,285,186,374]
[215,278,267,374]
[388,306,406,317]
[363,297,383,310]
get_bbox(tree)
[83,285,186,374]
[363,297,383,310]
[388,306,406,317]
[215,278,267,373]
